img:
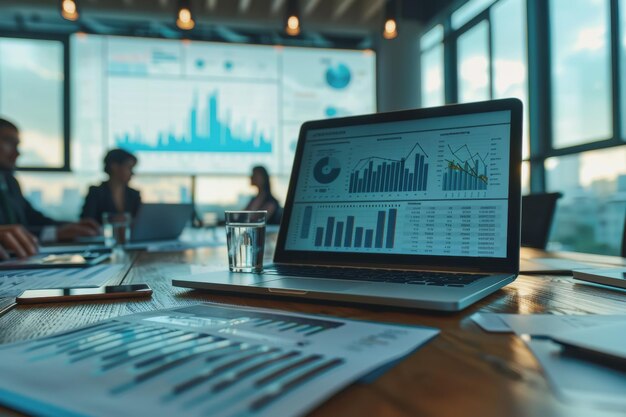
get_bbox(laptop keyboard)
[262,265,487,288]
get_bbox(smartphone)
[16,284,152,304]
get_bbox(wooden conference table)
[0,241,625,417]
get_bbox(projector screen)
[71,34,376,175]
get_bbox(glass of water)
[102,212,131,248]
[225,211,266,273]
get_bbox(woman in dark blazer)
[244,166,282,225]
[81,149,141,224]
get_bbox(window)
[457,21,490,103]
[15,172,100,221]
[420,25,445,108]
[194,175,288,223]
[491,0,530,158]
[421,44,445,107]
[522,161,530,195]
[420,24,443,50]
[15,173,193,221]
[0,37,64,168]
[545,146,626,255]
[130,176,193,203]
[550,0,612,148]
[452,0,496,29]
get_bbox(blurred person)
[0,118,99,242]
[81,149,141,224]
[244,166,282,225]
[0,224,38,259]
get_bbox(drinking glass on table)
[102,212,131,248]
[225,211,266,273]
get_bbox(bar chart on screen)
[288,200,507,257]
[435,130,509,199]
[442,144,489,191]
[291,203,400,252]
[349,141,430,194]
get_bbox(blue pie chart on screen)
[313,157,341,184]
[325,63,351,89]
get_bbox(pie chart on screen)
[313,157,341,184]
[325,63,351,89]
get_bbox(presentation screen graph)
[115,90,273,153]
[70,34,376,174]
[111,82,275,155]
[286,111,512,258]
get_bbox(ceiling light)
[60,0,79,21]
[285,0,301,36]
[176,0,195,30]
[383,0,398,40]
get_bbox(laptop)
[72,203,193,248]
[128,203,193,243]
[173,99,523,311]
[121,203,194,250]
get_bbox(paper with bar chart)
[0,303,438,417]
[286,111,512,258]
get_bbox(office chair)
[521,192,563,249]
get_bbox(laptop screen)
[283,109,512,259]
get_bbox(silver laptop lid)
[274,99,522,273]
[131,203,193,242]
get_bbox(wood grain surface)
[0,245,625,417]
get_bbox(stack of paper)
[472,313,626,410]
[0,303,439,417]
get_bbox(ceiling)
[0,0,455,47]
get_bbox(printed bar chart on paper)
[349,142,430,194]
[0,303,439,417]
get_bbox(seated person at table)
[244,166,282,225]
[0,224,38,259]
[81,149,141,224]
[0,118,99,242]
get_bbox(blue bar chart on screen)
[115,91,273,153]
[442,144,489,191]
[349,141,430,194]
[302,205,399,249]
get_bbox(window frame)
[0,30,71,172]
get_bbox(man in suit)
[0,118,99,242]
